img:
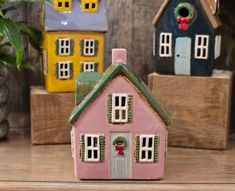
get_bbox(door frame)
[174,37,191,75]
[110,133,131,179]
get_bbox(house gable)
[69,64,170,126]
[152,0,221,29]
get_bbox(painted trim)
[195,35,209,59]
[153,135,160,163]
[43,50,48,75]
[135,136,140,162]
[83,39,96,56]
[84,134,100,162]
[80,134,85,161]
[139,135,155,163]
[111,93,129,123]
[159,32,172,57]
[107,94,112,123]
[214,35,221,59]
[69,63,171,126]
[99,135,105,162]
[56,61,72,80]
[82,62,96,72]
[57,38,72,56]
[153,32,156,56]
[81,0,99,13]
[54,0,72,12]
[71,129,75,159]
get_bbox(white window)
[112,94,128,123]
[84,135,100,162]
[159,32,172,57]
[83,62,95,72]
[139,135,155,162]
[83,39,95,56]
[58,38,71,56]
[57,61,71,80]
[215,35,221,59]
[43,50,48,75]
[195,35,209,59]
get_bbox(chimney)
[112,48,127,65]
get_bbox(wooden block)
[30,86,74,145]
[148,70,233,149]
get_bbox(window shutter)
[127,95,133,123]
[154,135,160,163]
[55,39,60,55]
[80,63,84,72]
[107,93,112,123]
[70,39,74,56]
[94,40,99,56]
[94,63,98,72]
[135,136,140,162]
[80,134,85,162]
[69,62,73,79]
[55,63,60,79]
[80,40,84,56]
[99,135,105,162]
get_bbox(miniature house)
[69,49,170,180]
[152,0,222,76]
[42,0,108,92]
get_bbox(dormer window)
[54,0,72,12]
[82,0,98,13]
[107,93,133,124]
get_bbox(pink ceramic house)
[69,49,170,180]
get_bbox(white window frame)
[195,35,209,59]
[58,61,71,80]
[84,134,100,162]
[111,93,129,123]
[214,35,221,59]
[58,38,71,56]
[139,135,155,162]
[83,62,95,72]
[43,50,48,75]
[159,32,172,57]
[83,39,95,56]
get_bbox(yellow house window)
[82,0,98,13]
[80,39,98,56]
[56,62,73,80]
[54,0,72,12]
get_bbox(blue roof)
[44,0,108,32]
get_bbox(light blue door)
[110,133,131,179]
[174,37,191,75]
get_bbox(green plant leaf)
[0,52,34,70]
[18,22,42,51]
[0,17,24,68]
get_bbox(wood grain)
[1,182,235,191]
[1,132,235,190]
[30,86,74,144]
[148,70,233,149]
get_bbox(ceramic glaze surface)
[44,0,108,32]
[43,31,105,92]
[71,76,167,180]
[153,0,222,76]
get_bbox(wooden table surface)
[1,131,235,191]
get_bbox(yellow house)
[42,0,108,92]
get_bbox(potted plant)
[0,0,42,139]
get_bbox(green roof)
[76,72,103,84]
[69,63,170,126]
